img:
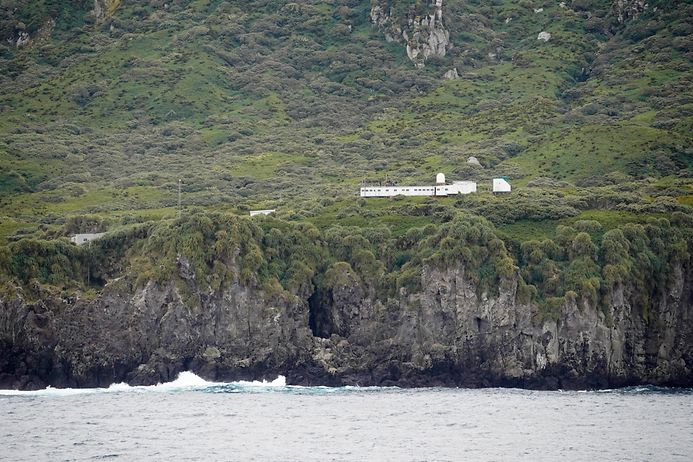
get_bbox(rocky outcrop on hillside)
[612,0,648,24]
[1,260,690,390]
[1,0,119,46]
[4,18,54,48]
[370,0,451,68]
[91,0,122,23]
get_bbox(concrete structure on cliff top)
[70,233,105,245]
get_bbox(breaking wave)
[593,385,693,395]
[0,371,289,397]
[3,374,687,398]
[0,372,400,397]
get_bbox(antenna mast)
[178,179,182,218]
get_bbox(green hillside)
[0,0,691,246]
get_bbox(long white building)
[360,174,477,198]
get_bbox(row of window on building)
[360,175,510,198]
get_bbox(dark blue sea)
[1,372,691,461]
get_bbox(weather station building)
[492,177,512,193]
[360,173,477,198]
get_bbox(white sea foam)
[0,386,96,397]
[0,371,287,397]
[234,375,287,387]
[150,371,216,390]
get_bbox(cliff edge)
[1,256,690,390]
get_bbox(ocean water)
[1,373,691,462]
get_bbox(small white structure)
[250,209,275,217]
[360,174,477,198]
[492,178,512,193]
[537,31,551,42]
[70,233,105,245]
[453,181,478,194]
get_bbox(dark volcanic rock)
[1,262,691,390]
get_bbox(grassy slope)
[0,0,691,244]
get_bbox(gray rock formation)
[14,31,30,47]
[92,0,121,23]
[443,68,459,80]
[1,259,690,390]
[6,18,54,48]
[467,156,481,166]
[370,0,451,68]
[612,0,648,24]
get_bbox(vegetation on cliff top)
[0,1,691,316]
[1,209,690,324]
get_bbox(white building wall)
[360,182,477,197]
[250,209,275,217]
[452,181,477,194]
[492,178,512,193]
[70,233,105,245]
[360,186,436,197]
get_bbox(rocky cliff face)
[370,0,451,68]
[0,279,315,389]
[1,260,690,390]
